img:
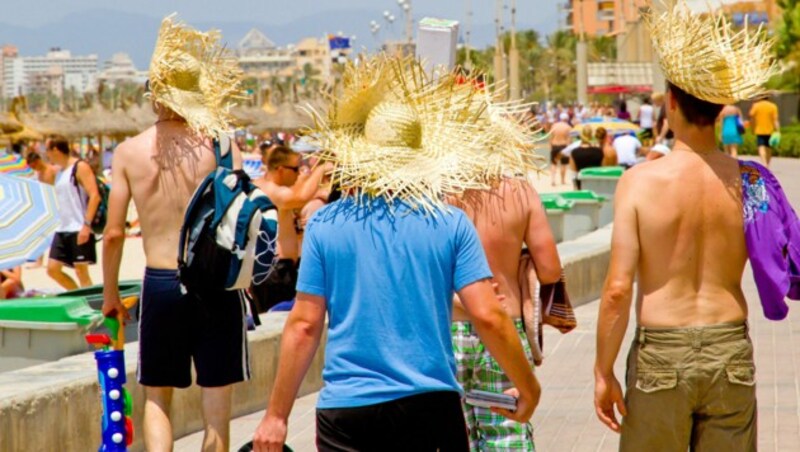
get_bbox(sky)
[2,0,552,29]
[0,0,741,27]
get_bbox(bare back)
[115,122,238,269]
[451,179,561,320]
[550,121,572,146]
[628,151,748,326]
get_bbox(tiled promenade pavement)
[177,158,800,451]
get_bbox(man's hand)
[594,372,626,433]
[77,225,91,245]
[490,383,541,423]
[102,291,131,321]
[252,414,287,452]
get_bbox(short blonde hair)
[581,125,594,143]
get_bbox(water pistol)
[85,296,138,451]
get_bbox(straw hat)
[147,14,243,137]
[643,1,778,104]
[306,54,543,213]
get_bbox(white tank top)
[55,163,87,232]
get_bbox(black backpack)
[71,160,110,235]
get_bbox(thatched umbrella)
[0,112,23,135]
[251,103,314,134]
[4,126,44,143]
[126,103,157,133]
[19,111,80,138]
[231,106,274,129]
[105,109,139,138]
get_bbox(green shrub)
[728,126,800,158]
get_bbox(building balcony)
[597,10,615,21]
[597,0,615,11]
[563,1,573,12]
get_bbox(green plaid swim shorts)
[452,320,536,451]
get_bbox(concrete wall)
[558,226,612,308]
[0,227,613,451]
[0,313,325,452]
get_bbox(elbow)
[603,279,633,308]
[103,228,125,246]
[538,266,562,285]
[468,304,508,334]
[287,317,324,343]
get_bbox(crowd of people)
[541,90,781,188]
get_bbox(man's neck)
[673,126,718,155]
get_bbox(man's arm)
[459,279,541,422]
[594,171,639,432]
[273,164,330,210]
[523,184,562,284]
[253,292,326,451]
[75,161,102,245]
[101,147,132,319]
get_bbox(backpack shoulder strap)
[214,135,234,170]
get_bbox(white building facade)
[2,48,98,98]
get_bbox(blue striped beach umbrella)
[0,173,59,270]
[243,158,264,180]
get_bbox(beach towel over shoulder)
[178,136,279,294]
[739,160,800,320]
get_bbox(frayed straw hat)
[307,54,543,213]
[643,1,778,104]
[147,14,243,137]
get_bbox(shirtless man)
[102,17,248,452]
[594,81,758,450]
[549,113,572,186]
[250,146,328,312]
[450,179,561,450]
[26,150,57,185]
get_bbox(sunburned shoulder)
[113,127,155,158]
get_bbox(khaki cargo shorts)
[621,322,756,452]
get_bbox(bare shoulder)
[114,127,155,160]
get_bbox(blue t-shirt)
[297,196,492,409]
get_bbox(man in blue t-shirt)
[252,196,541,450]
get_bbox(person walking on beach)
[26,150,56,185]
[252,56,540,452]
[637,98,655,147]
[449,178,561,451]
[250,145,329,313]
[594,3,779,450]
[45,137,101,290]
[549,113,572,186]
[749,94,780,166]
[719,104,745,157]
[101,16,247,452]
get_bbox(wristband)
[84,220,93,228]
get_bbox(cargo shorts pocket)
[635,370,678,393]
[726,366,756,387]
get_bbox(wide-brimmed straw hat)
[306,54,543,213]
[643,1,777,105]
[147,14,243,137]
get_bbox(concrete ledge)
[557,225,612,308]
[0,312,325,452]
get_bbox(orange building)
[563,1,781,36]
[562,0,648,37]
